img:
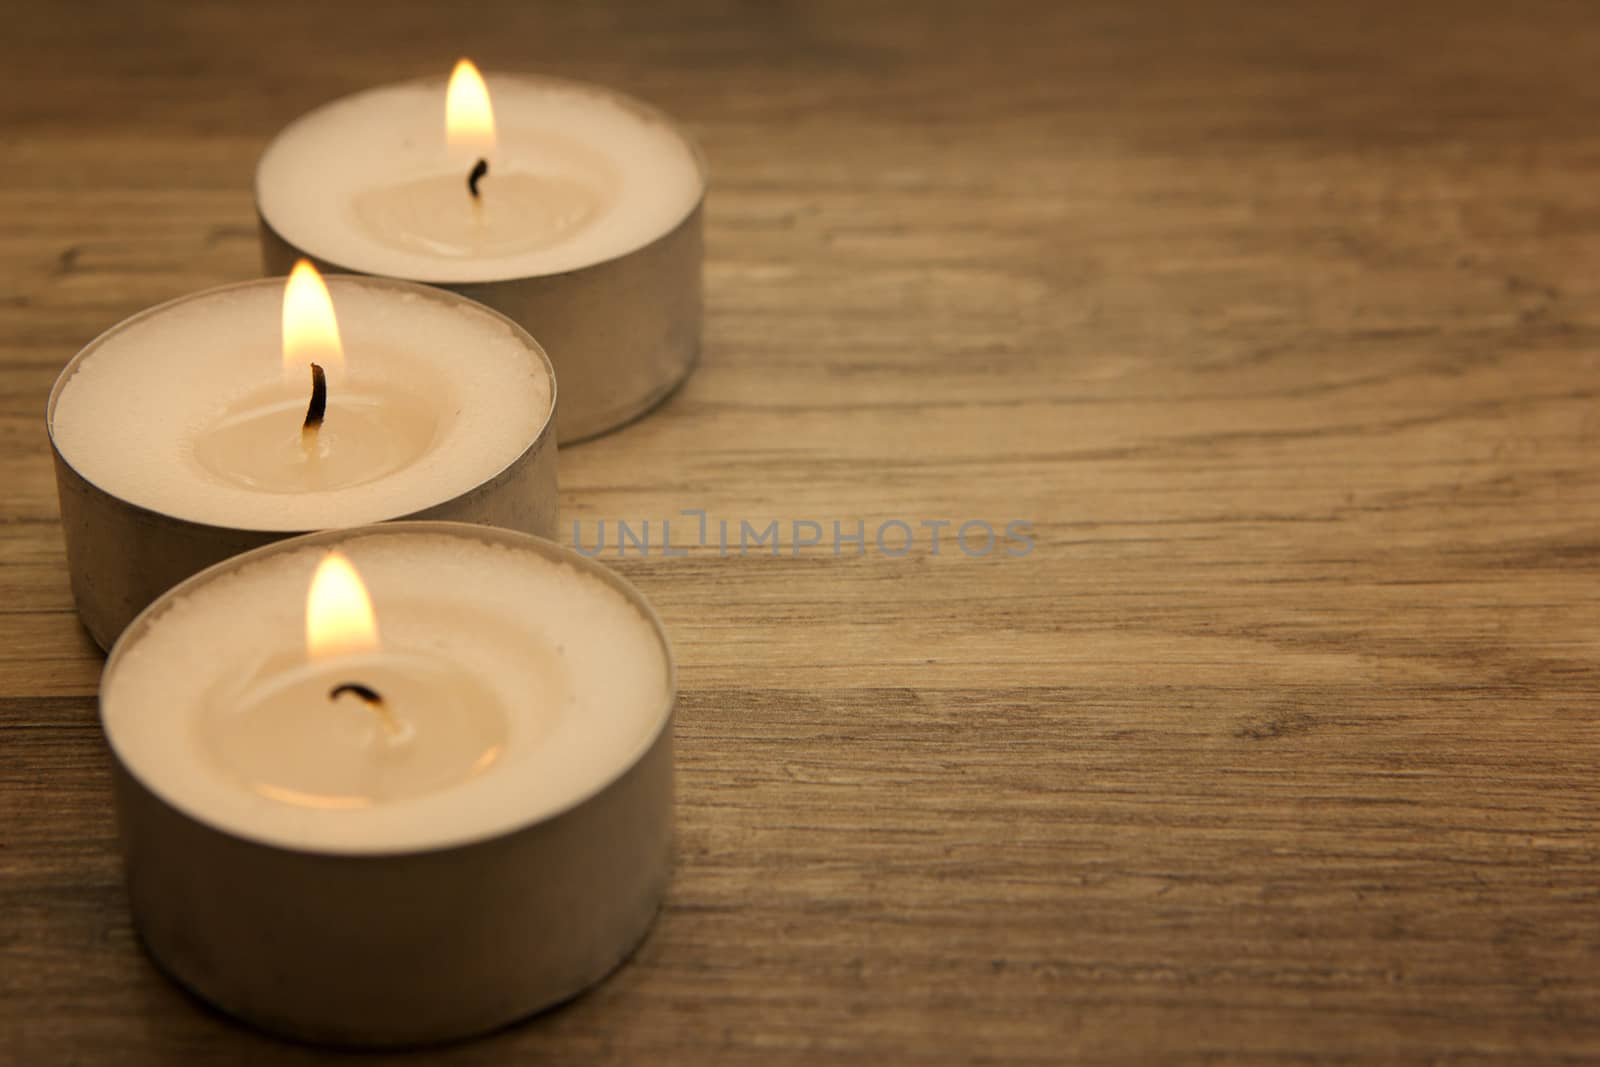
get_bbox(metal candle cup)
[256,72,707,444]
[48,276,558,651]
[101,522,676,1047]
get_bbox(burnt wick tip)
[330,682,384,707]
[468,158,489,198]
[303,362,327,432]
[331,681,400,736]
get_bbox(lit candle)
[102,522,675,1046]
[257,63,706,443]
[49,268,557,650]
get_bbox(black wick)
[330,682,383,706]
[303,362,327,432]
[468,158,489,198]
[331,682,398,734]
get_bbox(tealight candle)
[257,62,707,443]
[102,522,675,1047]
[49,268,557,650]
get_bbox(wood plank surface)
[3,0,1599,1063]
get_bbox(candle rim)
[101,521,677,857]
[255,71,709,286]
[47,274,557,534]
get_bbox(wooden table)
[4,1,1598,1062]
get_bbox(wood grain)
[4,0,1600,1063]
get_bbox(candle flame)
[306,551,379,659]
[282,260,343,379]
[446,58,495,153]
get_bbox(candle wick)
[301,361,327,443]
[330,682,400,736]
[468,158,489,199]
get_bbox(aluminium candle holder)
[257,74,707,445]
[103,522,676,1047]
[47,276,559,652]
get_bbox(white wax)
[257,74,704,283]
[51,278,550,531]
[102,530,672,853]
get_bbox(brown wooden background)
[4,1,1599,1063]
